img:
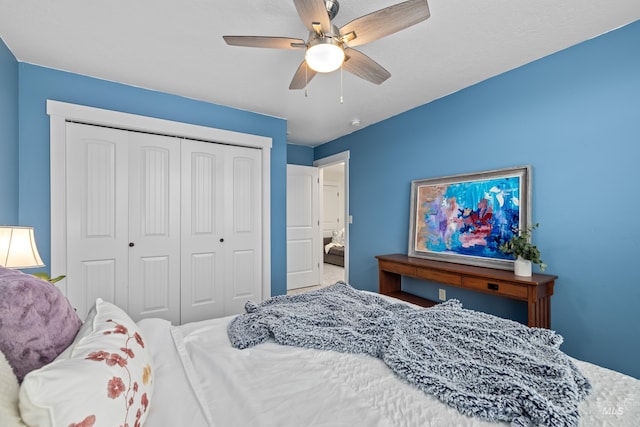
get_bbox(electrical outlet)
[438,288,446,301]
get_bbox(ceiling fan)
[223,0,430,90]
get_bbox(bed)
[1,266,639,427]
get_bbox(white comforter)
[139,315,640,427]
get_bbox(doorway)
[319,163,346,287]
[315,151,349,288]
[286,151,350,295]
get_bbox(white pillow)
[19,298,154,427]
[331,228,345,245]
[0,351,26,427]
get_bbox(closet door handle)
[129,242,135,247]
[219,238,224,243]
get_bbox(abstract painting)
[408,166,531,270]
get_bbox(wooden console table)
[375,254,557,328]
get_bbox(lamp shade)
[305,37,345,73]
[0,226,45,269]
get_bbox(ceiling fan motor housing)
[325,0,340,20]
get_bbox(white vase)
[514,256,532,277]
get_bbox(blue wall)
[287,143,315,166]
[316,20,640,379]
[0,38,18,224]
[13,63,288,296]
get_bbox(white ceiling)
[1,1,639,146]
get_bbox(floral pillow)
[19,298,154,427]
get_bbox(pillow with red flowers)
[19,298,154,427]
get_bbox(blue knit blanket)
[228,282,590,427]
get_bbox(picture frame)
[408,165,531,270]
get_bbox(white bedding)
[139,315,640,427]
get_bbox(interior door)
[180,139,226,321]
[66,123,129,319]
[286,164,321,290]
[223,144,263,315]
[127,131,181,324]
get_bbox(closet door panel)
[180,140,225,323]
[225,146,262,316]
[127,133,181,324]
[230,249,256,296]
[139,255,171,313]
[66,123,129,318]
[82,260,117,307]
[190,252,217,303]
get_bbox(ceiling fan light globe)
[305,40,345,73]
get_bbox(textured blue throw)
[228,282,590,427]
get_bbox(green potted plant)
[32,272,66,285]
[499,223,547,276]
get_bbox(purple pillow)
[0,266,81,382]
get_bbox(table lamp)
[0,226,45,269]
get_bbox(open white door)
[286,165,321,290]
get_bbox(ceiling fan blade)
[289,61,318,90]
[342,48,391,85]
[339,0,430,48]
[223,36,305,49]
[293,0,331,34]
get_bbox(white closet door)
[181,141,261,321]
[224,144,262,316]
[66,123,262,324]
[180,139,226,322]
[66,123,129,318]
[127,132,181,324]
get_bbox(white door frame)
[47,100,272,301]
[314,151,350,284]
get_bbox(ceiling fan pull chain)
[340,64,344,104]
[305,62,309,97]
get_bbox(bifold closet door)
[222,144,262,317]
[66,123,129,319]
[66,123,181,323]
[126,131,181,324]
[66,123,262,324]
[180,140,262,323]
